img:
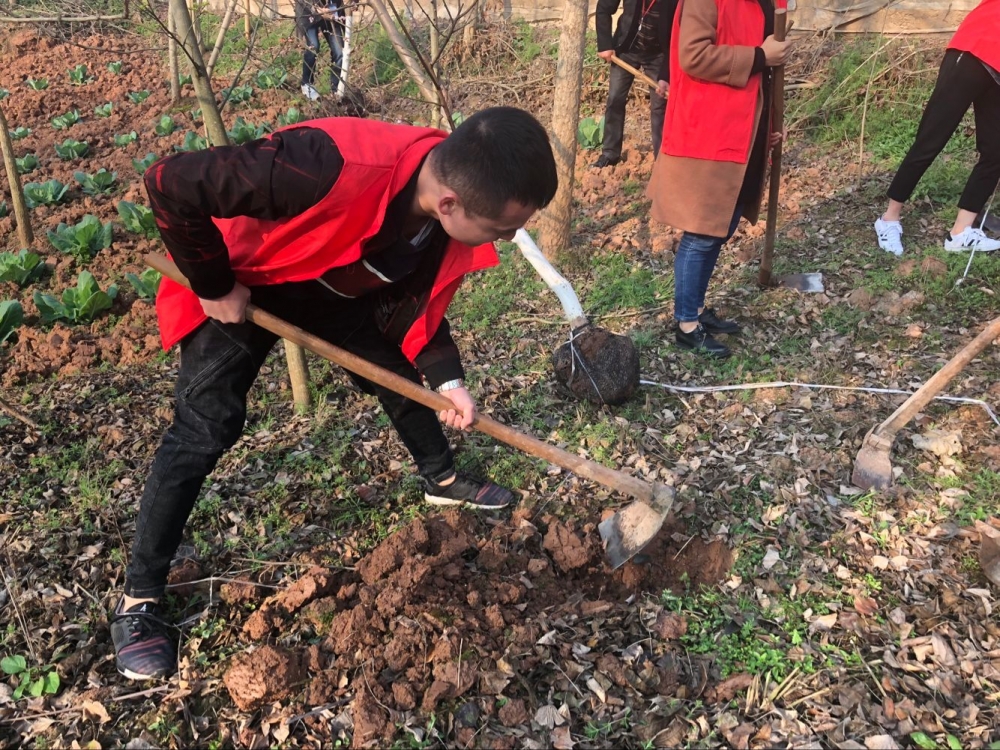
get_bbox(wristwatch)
[436,378,464,393]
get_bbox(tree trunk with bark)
[0,106,33,249]
[536,0,587,260]
[169,0,229,147]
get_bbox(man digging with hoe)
[110,108,558,681]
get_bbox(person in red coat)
[874,0,1000,256]
[110,108,557,682]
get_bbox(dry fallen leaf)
[81,700,111,724]
[534,704,564,729]
[854,595,878,616]
[864,734,900,750]
[551,725,574,750]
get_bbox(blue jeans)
[123,281,454,598]
[674,204,743,323]
[302,22,344,90]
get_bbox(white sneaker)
[874,218,904,256]
[301,84,320,101]
[944,226,1000,252]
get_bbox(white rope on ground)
[638,378,1000,425]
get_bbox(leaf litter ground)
[1,25,999,750]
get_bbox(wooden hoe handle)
[874,316,1000,439]
[758,7,788,288]
[609,54,660,91]
[145,253,658,504]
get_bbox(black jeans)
[302,21,345,90]
[889,49,1000,213]
[601,49,667,161]
[124,281,454,598]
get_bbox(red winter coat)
[155,118,498,360]
[949,0,1000,73]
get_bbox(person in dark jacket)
[109,108,557,682]
[295,0,345,100]
[593,0,676,167]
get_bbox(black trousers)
[124,281,453,598]
[601,49,667,160]
[889,49,1000,213]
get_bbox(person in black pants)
[593,0,676,168]
[109,108,557,682]
[874,2,1000,256]
[295,0,345,101]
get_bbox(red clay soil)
[224,509,731,747]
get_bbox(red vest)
[949,0,1000,73]
[662,0,767,163]
[155,118,499,360]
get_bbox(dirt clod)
[223,645,304,711]
[552,325,640,405]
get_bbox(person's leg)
[125,320,278,601]
[956,77,1000,227]
[674,230,730,357]
[598,54,635,165]
[695,204,742,314]
[324,22,345,92]
[114,318,276,680]
[642,52,667,155]
[885,50,981,218]
[301,25,320,88]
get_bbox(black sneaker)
[110,599,177,680]
[675,324,731,358]
[594,155,620,168]
[425,475,515,509]
[698,307,741,335]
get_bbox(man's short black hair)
[430,106,558,219]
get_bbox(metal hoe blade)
[599,484,676,569]
[779,273,824,293]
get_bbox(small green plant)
[0,88,7,99]
[114,131,138,147]
[125,268,162,300]
[107,61,123,74]
[51,109,83,130]
[451,111,466,127]
[255,67,287,89]
[0,200,6,218]
[1,655,60,699]
[128,89,151,104]
[55,139,89,160]
[117,200,159,238]
[227,117,268,145]
[94,102,113,118]
[175,131,207,152]
[47,215,113,261]
[10,126,31,140]
[577,116,605,150]
[15,153,38,175]
[277,107,306,126]
[133,153,157,174]
[0,301,24,345]
[23,179,70,208]
[221,84,253,105]
[154,115,177,137]
[26,78,49,90]
[178,73,192,86]
[0,250,46,286]
[68,64,94,85]
[74,168,118,196]
[34,271,118,324]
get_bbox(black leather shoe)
[594,155,620,168]
[699,307,741,335]
[675,324,731,358]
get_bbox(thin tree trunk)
[168,7,180,103]
[336,10,353,99]
[244,0,251,41]
[428,0,441,128]
[170,0,229,146]
[0,106,33,249]
[206,0,242,79]
[461,0,478,61]
[536,0,586,259]
[368,0,442,111]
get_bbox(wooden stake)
[0,106,34,249]
[758,7,787,288]
[283,339,311,414]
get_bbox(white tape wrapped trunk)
[512,229,587,329]
[337,13,353,99]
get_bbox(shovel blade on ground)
[599,488,675,569]
[779,273,824,293]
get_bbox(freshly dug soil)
[225,509,731,746]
